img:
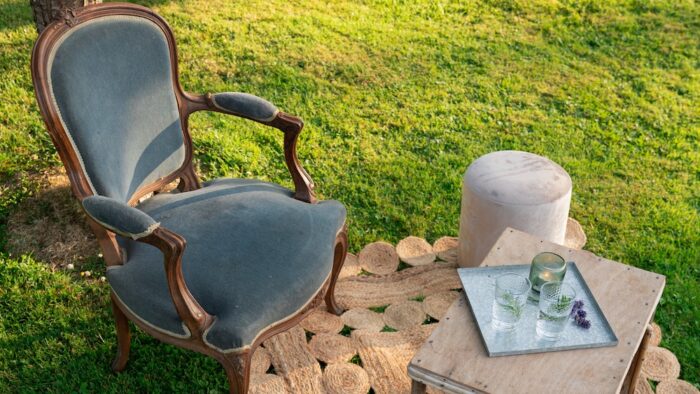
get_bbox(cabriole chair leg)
[325,228,348,316]
[219,352,250,394]
[110,296,131,372]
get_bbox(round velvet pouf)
[458,151,572,267]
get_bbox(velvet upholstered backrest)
[42,13,186,202]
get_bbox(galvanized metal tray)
[458,263,618,357]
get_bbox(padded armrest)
[82,195,160,240]
[210,92,279,122]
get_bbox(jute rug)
[6,171,694,393]
[251,236,463,394]
[250,234,696,394]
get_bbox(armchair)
[30,3,348,393]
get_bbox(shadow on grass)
[4,168,99,269]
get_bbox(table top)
[408,228,665,394]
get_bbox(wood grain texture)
[409,228,665,394]
[138,227,212,338]
[109,294,130,372]
[624,325,653,393]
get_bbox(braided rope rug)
[250,231,696,394]
[5,176,693,394]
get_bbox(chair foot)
[325,226,348,316]
[325,296,344,316]
[220,352,250,394]
[110,297,131,372]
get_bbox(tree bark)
[30,0,102,33]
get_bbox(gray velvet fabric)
[212,93,279,122]
[82,196,158,239]
[107,178,345,350]
[48,16,185,202]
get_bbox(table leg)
[625,325,653,394]
[411,379,427,394]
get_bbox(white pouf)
[458,151,572,267]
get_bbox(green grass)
[1,0,698,391]
[368,305,390,314]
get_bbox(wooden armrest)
[138,227,212,338]
[183,92,316,203]
[266,111,316,203]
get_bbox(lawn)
[0,0,698,391]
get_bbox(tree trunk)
[30,0,102,33]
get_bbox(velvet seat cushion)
[107,178,346,352]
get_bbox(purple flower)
[570,300,585,317]
[570,299,591,329]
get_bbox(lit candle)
[528,252,568,301]
[539,271,555,282]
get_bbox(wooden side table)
[408,228,664,394]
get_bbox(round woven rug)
[250,229,700,394]
[396,236,436,266]
[358,241,400,275]
[322,363,370,394]
[656,379,700,394]
[642,346,681,382]
[8,172,692,393]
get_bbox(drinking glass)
[528,252,567,301]
[536,281,576,340]
[491,273,531,331]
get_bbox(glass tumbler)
[536,281,576,340]
[491,273,531,331]
[528,252,567,301]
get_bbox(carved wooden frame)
[31,3,345,393]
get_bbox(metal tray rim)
[458,263,618,357]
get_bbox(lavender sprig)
[569,299,591,329]
[570,300,584,317]
[575,316,591,329]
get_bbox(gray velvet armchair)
[30,3,348,393]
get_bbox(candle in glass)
[528,252,567,301]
